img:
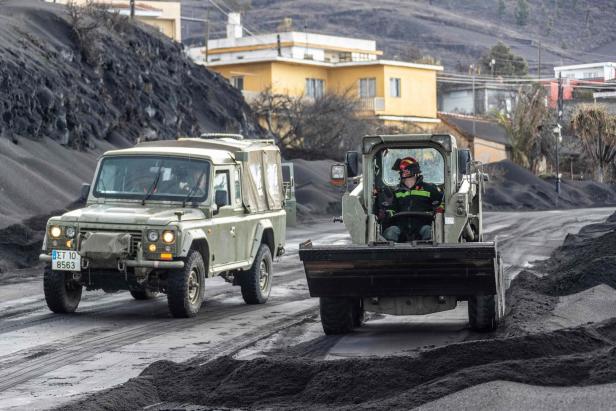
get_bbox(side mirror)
[215,190,229,208]
[457,149,472,176]
[345,151,360,178]
[330,164,346,187]
[79,183,91,203]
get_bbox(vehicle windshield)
[380,148,445,186]
[93,156,211,202]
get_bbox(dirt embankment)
[0,0,265,272]
[60,211,616,410]
[483,160,616,211]
[0,0,263,230]
[291,159,343,220]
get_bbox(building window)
[390,78,401,97]
[357,53,370,61]
[339,52,352,62]
[359,78,376,98]
[231,76,244,91]
[306,78,325,98]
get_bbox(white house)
[554,62,616,81]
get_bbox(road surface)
[0,208,613,409]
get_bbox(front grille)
[79,227,143,258]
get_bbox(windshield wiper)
[182,170,207,208]
[142,162,165,206]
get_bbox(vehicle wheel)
[240,244,273,304]
[130,288,159,300]
[468,294,497,331]
[167,250,205,318]
[43,266,82,314]
[352,298,365,327]
[320,297,354,335]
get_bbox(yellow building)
[188,14,442,130]
[49,0,181,42]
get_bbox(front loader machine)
[299,134,505,335]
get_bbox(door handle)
[230,226,236,237]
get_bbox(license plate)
[51,250,81,272]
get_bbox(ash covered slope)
[484,160,616,211]
[0,0,262,229]
[0,0,260,146]
[183,0,615,70]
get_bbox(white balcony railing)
[359,97,385,112]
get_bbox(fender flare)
[249,219,274,263]
[179,229,207,258]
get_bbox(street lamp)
[489,58,496,77]
[553,124,562,194]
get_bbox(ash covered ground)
[56,210,616,411]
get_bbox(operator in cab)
[382,157,444,242]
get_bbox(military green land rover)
[39,135,286,318]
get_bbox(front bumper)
[39,254,184,269]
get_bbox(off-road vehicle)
[40,135,286,318]
[299,134,505,334]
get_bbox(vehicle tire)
[320,297,354,335]
[468,294,497,331]
[240,244,273,305]
[130,288,159,300]
[43,266,82,314]
[352,298,365,327]
[167,250,205,318]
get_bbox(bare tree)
[251,88,373,159]
[572,104,616,182]
[494,84,550,173]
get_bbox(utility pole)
[538,41,542,81]
[471,64,476,136]
[556,72,564,195]
[204,7,210,63]
[130,0,135,19]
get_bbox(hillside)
[182,0,616,72]
[0,0,263,229]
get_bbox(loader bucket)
[299,241,499,298]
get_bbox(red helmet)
[395,157,421,178]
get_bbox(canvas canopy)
[241,147,283,213]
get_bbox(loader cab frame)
[363,140,454,227]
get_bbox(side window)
[214,170,230,207]
[249,162,265,204]
[234,167,242,206]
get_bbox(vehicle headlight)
[147,230,159,242]
[162,230,175,244]
[50,226,62,239]
[65,227,76,239]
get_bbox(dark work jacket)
[386,178,444,234]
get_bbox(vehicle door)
[209,168,239,269]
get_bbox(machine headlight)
[50,226,62,239]
[162,230,175,244]
[147,230,159,242]
[65,227,76,239]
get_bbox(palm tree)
[572,104,616,183]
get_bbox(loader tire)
[468,294,497,331]
[167,250,205,318]
[320,297,354,335]
[241,244,273,304]
[43,266,82,314]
